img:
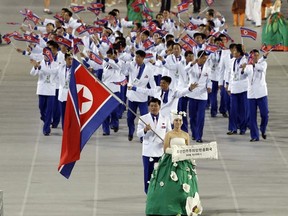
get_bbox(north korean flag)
[181,34,197,47]
[240,27,257,40]
[182,43,193,51]
[205,44,218,53]
[2,37,11,44]
[89,51,103,65]
[53,13,64,23]
[87,7,101,16]
[58,59,121,178]
[23,34,40,44]
[142,11,153,21]
[177,2,189,13]
[43,47,54,63]
[90,3,104,8]
[85,26,103,35]
[94,19,108,26]
[20,9,40,25]
[184,22,198,31]
[55,36,72,48]
[145,52,154,59]
[76,25,87,35]
[70,5,86,13]
[143,39,154,50]
[247,52,255,64]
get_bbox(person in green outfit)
[262,0,288,51]
[127,0,153,22]
[146,112,202,216]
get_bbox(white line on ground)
[19,124,42,216]
[207,117,242,216]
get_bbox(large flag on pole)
[58,59,121,179]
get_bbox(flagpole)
[75,14,81,20]
[198,6,209,16]
[78,59,165,142]
[241,37,244,45]
[10,41,17,49]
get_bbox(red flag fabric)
[20,9,40,25]
[3,37,12,44]
[240,27,257,40]
[181,34,197,47]
[89,52,103,65]
[70,5,86,13]
[55,36,72,48]
[112,78,128,86]
[58,59,121,178]
[177,2,189,13]
[142,11,153,21]
[145,53,154,59]
[182,43,193,51]
[143,39,154,50]
[90,3,104,8]
[23,34,40,44]
[185,22,198,31]
[43,47,54,63]
[87,7,101,16]
[3,31,21,39]
[53,14,64,23]
[85,26,103,35]
[148,21,158,32]
[94,19,108,26]
[205,44,218,53]
[76,25,87,35]
[248,52,255,64]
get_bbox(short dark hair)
[148,98,161,106]
[235,44,244,56]
[194,32,206,40]
[46,23,55,28]
[184,50,193,57]
[141,30,150,37]
[161,76,172,84]
[214,37,222,43]
[65,51,73,59]
[165,34,174,41]
[108,11,117,17]
[229,43,237,49]
[166,40,175,48]
[250,49,259,54]
[173,43,182,49]
[106,48,117,55]
[65,10,73,17]
[112,9,119,14]
[197,50,208,58]
[47,40,59,50]
[207,9,215,17]
[135,50,146,58]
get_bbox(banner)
[172,141,218,162]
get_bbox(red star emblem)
[78,87,91,113]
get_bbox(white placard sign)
[171,141,218,162]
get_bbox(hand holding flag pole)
[86,67,165,142]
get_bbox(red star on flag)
[77,87,91,113]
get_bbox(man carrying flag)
[58,59,121,178]
[30,47,59,136]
